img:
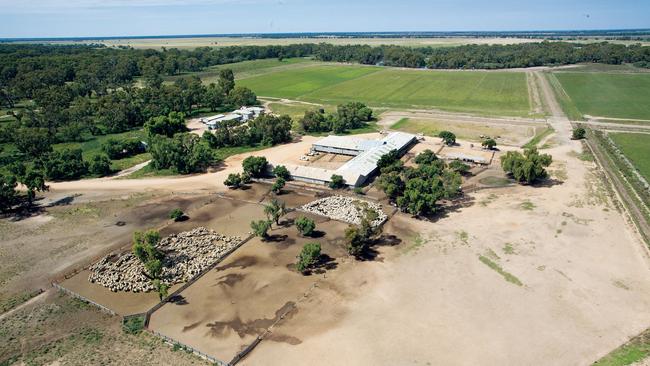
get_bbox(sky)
[1,0,649,39]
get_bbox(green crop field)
[239,65,530,116]
[610,133,650,182]
[553,72,650,121]
[164,57,314,84]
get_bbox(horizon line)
[2,28,650,42]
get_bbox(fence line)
[52,282,116,316]
[147,329,229,366]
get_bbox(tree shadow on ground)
[302,254,339,275]
[168,294,189,305]
[533,178,564,188]
[418,194,476,223]
[264,234,289,243]
[4,203,46,222]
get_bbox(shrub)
[169,208,184,221]
[122,316,145,335]
[354,187,364,195]
[224,173,243,189]
[329,174,345,189]
[296,216,316,236]
[572,127,586,140]
[296,242,321,273]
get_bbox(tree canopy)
[500,147,553,184]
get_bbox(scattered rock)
[300,196,386,226]
[88,227,241,293]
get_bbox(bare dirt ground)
[148,211,352,363]
[242,141,650,366]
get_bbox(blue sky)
[1,0,649,38]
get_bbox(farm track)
[536,70,650,245]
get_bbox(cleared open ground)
[239,65,531,116]
[241,143,650,366]
[553,72,650,121]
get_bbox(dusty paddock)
[239,141,650,365]
[148,210,353,363]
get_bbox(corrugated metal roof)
[312,135,369,151]
[287,132,416,186]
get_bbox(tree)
[501,147,553,184]
[296,242,321,273]
[448,160,470,175]
[19,168,48,204]
[414,149,438,165]
[149,133,213,174]
[572,127,586,140]
[482,138,497,150]
[273,165,290,180]
[251,219,271,239]
[132,230,164,278]
[438,131,456,146]
[329,174,345,189]
[295,216,316,237]
[0,174,18,213]
[89,154,112,176]
[377,149,399,169]
[42,149,88,181]
[242,156,268,178]
[377,171,405,199]
[224,173,243,189]
[241,171,252,184]
[248,114,292,146]
[299,110,330,133]
[264,199,286,225]
[14,127,52,158]
[169,208,184,221]
[204,83,225,112]
[144,111,187,137]
[145,259,163,280]
[271,177,286,194]
[218,69,235,96]
[345,206,379,257]
[228,86,257,107]
[336,102,373,130]
[152,279,169,301]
